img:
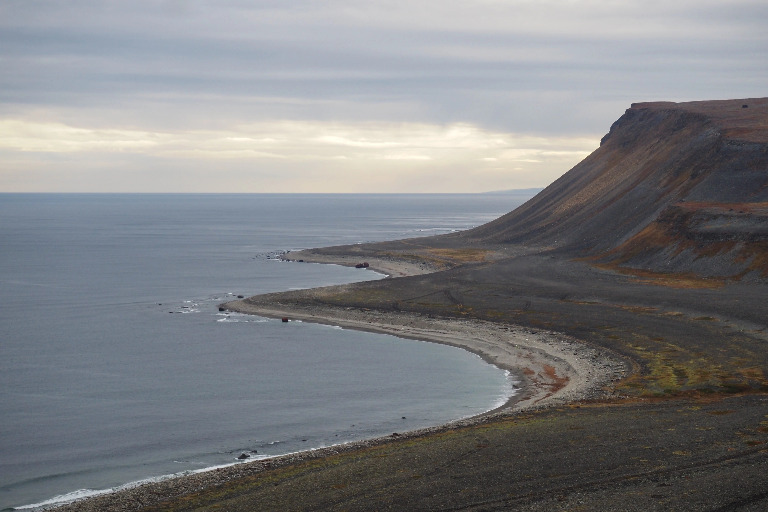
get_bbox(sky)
[1,1,766,193]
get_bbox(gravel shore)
[49,254,628,512]
[224,300,629,413]
[48,244,767,511]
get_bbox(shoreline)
[50,303,627,512]
[49,256,628,512]
[223,301,627,413]
[281,249,440,277]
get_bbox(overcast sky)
[1,1,766,193]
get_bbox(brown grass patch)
[738,367,768,386]
[616,304,659,314]
[593,262,727,289]
[734,240,768,278]
[425,248,490,264]
[591,199,768,279]
[542,364,570,394]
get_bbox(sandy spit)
[282,249,438,277]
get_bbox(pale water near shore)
[0,193,532,510]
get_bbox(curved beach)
[224,298,627,413]
[47,98,768,511]
[51,255,626,512]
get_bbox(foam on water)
[215,312,269,323]
[15,461,246,510]
[0,193,532,510]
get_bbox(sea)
[0,193,533,510]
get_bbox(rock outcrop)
[463,98,768,279]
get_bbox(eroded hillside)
[463,98,768,279]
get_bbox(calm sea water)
[0,193,532,510]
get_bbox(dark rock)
[237,453,250,460]
[463,99,768,279]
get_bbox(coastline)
[49,254,627,512]
[246,249,628,412]
[281,248,440,278]
[223,300,627,413]
[50,309,626,512]
[43,98,768,511]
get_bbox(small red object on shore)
[281,317,289,322]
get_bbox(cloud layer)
[2,0,766,192]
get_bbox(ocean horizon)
[0,193,533,510]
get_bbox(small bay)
[0,193,531,510]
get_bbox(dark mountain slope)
[202,101,768,512]
[197,102,768,511]
[463,98,768,278]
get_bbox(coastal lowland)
[56,98,768,511]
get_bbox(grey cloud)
[1,0,766,135]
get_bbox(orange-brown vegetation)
[463,98,768,282]
[425,248,490,264]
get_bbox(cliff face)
[465,98,768,279]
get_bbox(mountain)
[211,100,768,511]
[463,98,768,279]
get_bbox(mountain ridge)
[460,98,768,279]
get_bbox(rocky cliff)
[464,98,768,279]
